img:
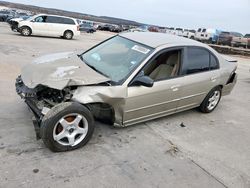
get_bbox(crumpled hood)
[21,52,110,90]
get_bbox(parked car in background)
[16,32,237,152]
[195,28,206,41]
[203,28,221,43]
[110,25,123,33]
[11,14,80,39]
[79,23,96,33]
[0,10,11,22]
[121,25,130,32]
[217,31,243,46]
[183,29,195,39]
[98,24,113,31]
[158,27,167,33]
[128,25,149,32]
[148,26,160,32]
[231,34,250,48]
[166,27,175,34]
[173,28,184,36]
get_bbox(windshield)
[81,36,153,83]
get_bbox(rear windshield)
[221,32,230,35]
[231,32,243,37]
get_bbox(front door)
[31,15,49,35]
[123,49,183,126]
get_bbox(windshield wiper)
[77,54,83,61]
[78,55,110,78]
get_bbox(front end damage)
[15,76,74,138]
[8,20,19,32]
[15,52,129,139]
[16,76,127,139]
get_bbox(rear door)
[44,16,60,36]
[176,47,220,112]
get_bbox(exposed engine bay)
[15,76,116,139]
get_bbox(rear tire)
[63,30,73,40]
[199,86,222,113]
[20,26,31,36]
[41,102,95,152]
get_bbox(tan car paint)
[21,33,237,127]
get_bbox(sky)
[4,0,250,34]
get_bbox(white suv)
[16,14,80,39]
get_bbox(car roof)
[35,14,76,20]
[119,32,205,48]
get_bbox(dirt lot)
[0,22,250,188]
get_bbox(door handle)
[171,85,180,91]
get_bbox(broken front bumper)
[9,21,19,32]
[16,76,43,139]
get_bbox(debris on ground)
[180,122,186,128]
[33,169,39,173]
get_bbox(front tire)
[199,86,222,113]
[41,102,95,152]
[20,26,31,36]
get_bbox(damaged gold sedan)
[16,32,237,152]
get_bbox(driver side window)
[142,49,182,81]
[34,16,46,23]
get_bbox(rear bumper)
[74,31,81,36]
[222,73,237,96]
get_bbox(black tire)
[63,30,73,40]
[199,86,222,113]
[20,26,31,36]
[40,102,95,152]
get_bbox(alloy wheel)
[53,113,88,146]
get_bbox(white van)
[16,14,80,39]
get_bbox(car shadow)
[10,32,78,40]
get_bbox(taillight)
[77,25,80,31]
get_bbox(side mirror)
[130,76,154,87]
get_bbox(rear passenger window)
[62,18,75,25]
[45,16,75,25]
[183,48,210,74]
[210,54,219,70]
[46,16,59,24]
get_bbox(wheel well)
[218,85,223,89]
[21,26,32,33]
[64,30,73,35]
[85,103,115,125]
